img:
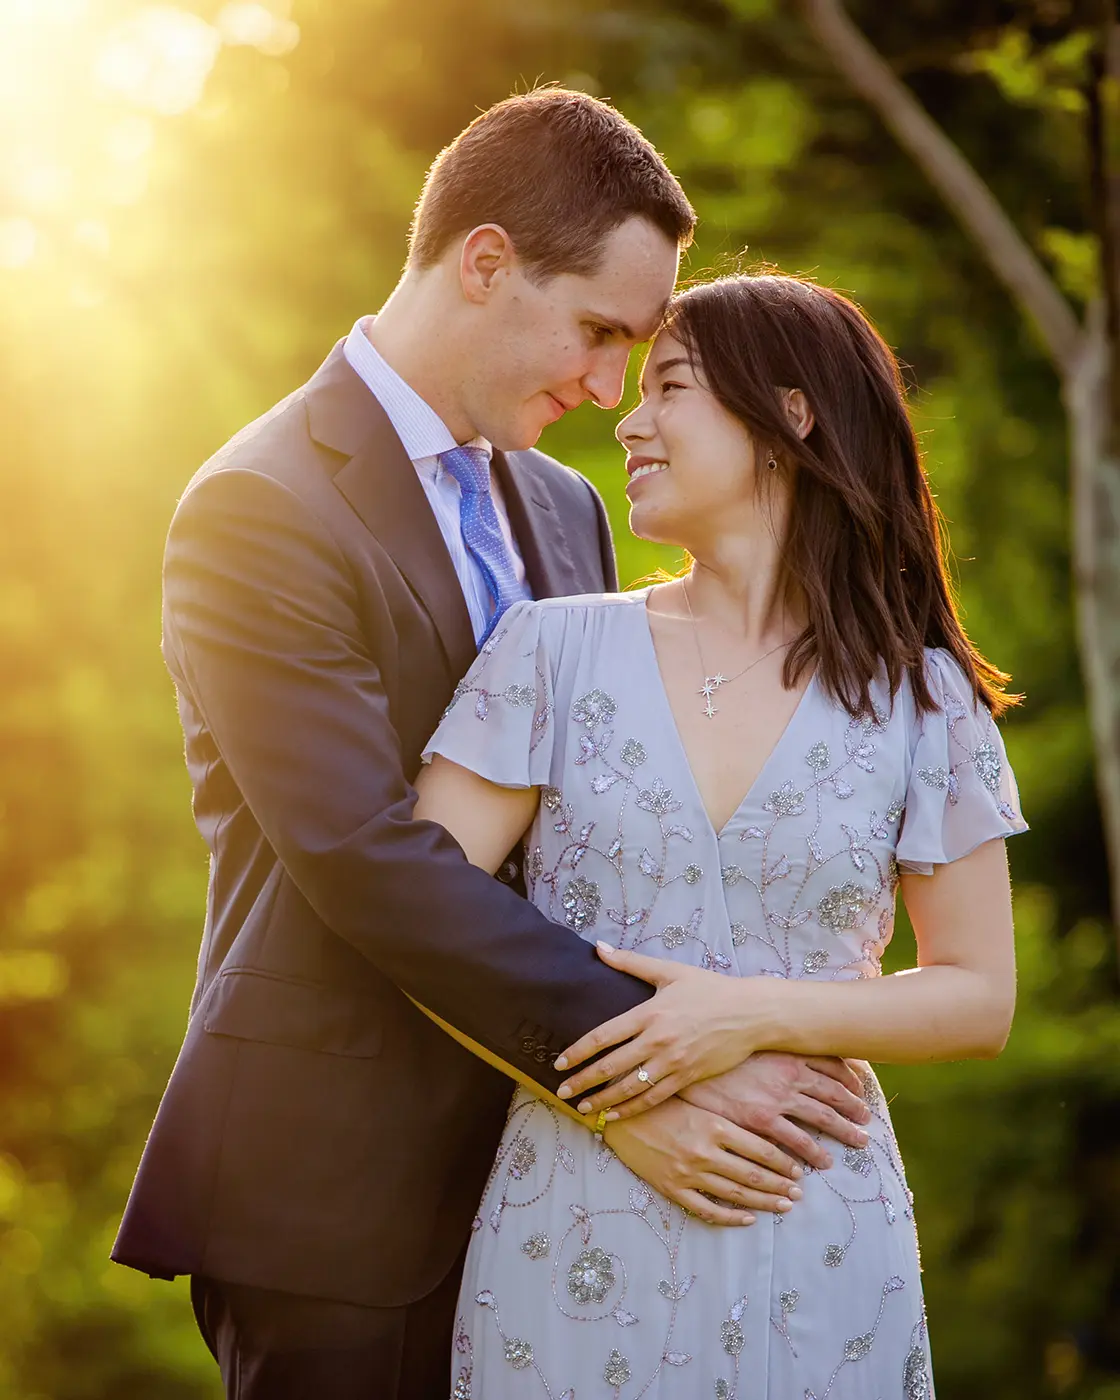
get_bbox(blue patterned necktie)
[438,445,531,646]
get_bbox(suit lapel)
[305,344,477,682]
[493,450,585,602]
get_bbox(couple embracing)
[113,88,1026,1398]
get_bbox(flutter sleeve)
[896,648,1028,875]
[421,599,554,789]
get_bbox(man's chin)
[491,421,547,454]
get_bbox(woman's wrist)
[738,974,798,1056]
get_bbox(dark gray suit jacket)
[112,340,650,1307]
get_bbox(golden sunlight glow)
[0,0,299,286]
[94,7,223,117]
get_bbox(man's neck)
[366,271,475,443]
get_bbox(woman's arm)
[413,754,540,875]
[554,837,1017,1120]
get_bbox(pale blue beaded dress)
[423,591,1027,1400]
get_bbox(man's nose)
[583,347,630,411]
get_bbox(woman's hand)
[602,1097,804,1227]
[555,942,774,1120]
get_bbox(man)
[113,88,871,1399]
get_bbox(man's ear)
[460,224,515,304]
[785,388,815,441]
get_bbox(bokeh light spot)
[0,217,37,269]
[95,6,221,117]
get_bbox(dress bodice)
[428,591,1026,988]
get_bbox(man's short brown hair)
[408,87,696,280]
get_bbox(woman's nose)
[616,405,650,446]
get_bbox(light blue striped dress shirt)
[343,317,530,644]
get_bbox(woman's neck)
[680,543,804,650]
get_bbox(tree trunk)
[1065,318,1120,929]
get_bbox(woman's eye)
[661,381,685,394]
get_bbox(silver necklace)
[682,578,789,719]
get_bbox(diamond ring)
[636,1064,653,1085]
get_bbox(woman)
[415,273,1025,1397]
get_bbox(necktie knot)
[439,445,492,497]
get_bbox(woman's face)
[615,330,771,552]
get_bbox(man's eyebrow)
[588,314,637,340]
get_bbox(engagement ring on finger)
[636,1064,653,1084]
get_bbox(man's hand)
[680,1053,872,1171]
[602,1097,804,1228]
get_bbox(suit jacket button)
[534,1046,551,1064]
[520,1035,538,1057]
[498,860,519,884]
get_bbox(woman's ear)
[785,388,815,441]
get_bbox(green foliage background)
[1,0,1117,1394]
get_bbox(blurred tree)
[799,0,1120,962]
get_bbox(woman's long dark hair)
[664,272,1017,718]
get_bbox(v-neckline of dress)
[631,588,818,841]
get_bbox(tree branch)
[799,0,1084,378]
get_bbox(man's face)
[460,217,680,452]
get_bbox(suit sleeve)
[162,467,650,1094]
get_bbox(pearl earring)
[767,453,778,471]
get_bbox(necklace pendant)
[699,674,724,719]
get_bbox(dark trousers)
[191,1255,464,1400]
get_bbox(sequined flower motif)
[683,864,703,885]
[567,1246,616,1305]
[661,924,687,950]
[973,741,1001,795]
[904,1347,931,1399]
[620,738,647,767]
[636,778,682,816]
[780,1289,799,1313]
[542,786,564,812]
[503,684,536,708]
[806,741,830,771]
[715,1382,732,1400]
[562,877,601,931]
[504,1338,534,1369]
[720,1319,745,1356]
[802,949,829,975]
[604,1350,632,1387]
[844,1146,873,1177]
[730,923,748,947]
[844,1332,874,1362]
[528,847,544,880]
[508,1135,537,1179]
[917,766,948,791]
[445,679,469,715]
[721,865,744,886]
[521,1232,550,1261]
[765,780,806,817]
[452,1375,471,1400]
[572,689,616,729]
[823,1243,846,1267]
[818,881,871,931]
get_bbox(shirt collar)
[342,316,491,470]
